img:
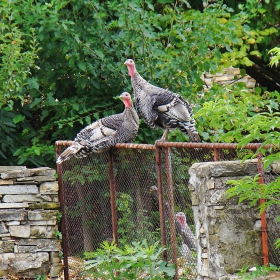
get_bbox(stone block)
[28,210,58,221]
[0,241,14,253]
[223,68,240,75]
[17,175,56,183]
[208,189,227,204]
[201,252,208,258]
[213,75,235,82]
[0,179,14,185]
[214,206,225,210]
[191,192,199,206]
[190,159,258,179]
[0,252,49,276]
[0,233,11,237]
[50,251,62,263]
[207,177,215,189]
[17,245,37,253]
[0,166,27,173]
[28,220,56,226]
[29,167,56,177]
[29,202,60,210]
[3,194,53,203]
[0,222,8,234]
[0,203,29,209]
[16,239,61,251]
[6,221,20,226]
[9,225,30,238]
[0,209,26,221]
[30,225,58,238]
[49,263,64,277]
[0,185,38,194]
[40,181,58,194]
[271,161,280,173]
[1,170,32,179]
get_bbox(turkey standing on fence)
[176,212,196,260]
[56,92,139,164]
[124,59,201,142]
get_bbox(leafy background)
[0,0,279,167]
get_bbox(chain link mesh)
[56,142,280,279]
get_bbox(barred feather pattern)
[56,93,139,164]
[125,59,201,142]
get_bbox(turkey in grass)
[124,59,201,142]
[56,92,139,164]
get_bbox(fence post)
[108,149,119,246]
[257,153,269,265]
[214,146,220,161]
[55,144,69,280]
[156,145,167,261]
[165,147,178,279]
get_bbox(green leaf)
[34,148,41,156]
[28,78,39,90]
[13,115,25,124]
[254,87,262,94]
[78,61,86,71]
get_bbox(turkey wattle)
[56,92,139,164]
[124,59,201,142]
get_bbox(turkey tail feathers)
[56,143,84,164]
[186,129,201,142]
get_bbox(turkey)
[124,59,201,142]
[175,212,197,260]
[56,92,139,164]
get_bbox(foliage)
[0,0,278,167]
[54,230,62,240]
[226,175,280,214]
[196,83,280,144]
[116,192,160,247]
[268,47,280,68]
[56,211,62,223]
[237,263,280,280]
[35,276,47,280]
[83,240,175,279]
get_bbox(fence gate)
[55,141,280,279]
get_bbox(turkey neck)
[131,72,147,93]
[127,63,136,77]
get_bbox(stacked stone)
[188,160,262,280]
[0,166,63,278]
[201,67,256,91]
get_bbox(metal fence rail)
[55,141,279,279]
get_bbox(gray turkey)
[176,212,197,260]
[56,92,139,164]
[124,59,201,142]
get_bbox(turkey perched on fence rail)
[124,59,201,142]
[56,92,139,164]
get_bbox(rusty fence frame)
[56,141,277,279]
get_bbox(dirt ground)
[251,271,280,279]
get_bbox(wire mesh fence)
[56,141,280,280]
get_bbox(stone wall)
[201,67,256,90]
[0,166,63,278]
[188,160,262,280]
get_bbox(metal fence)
[55,141,280,279]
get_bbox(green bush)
[84,240,175,279]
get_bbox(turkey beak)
[124,60,128,65]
